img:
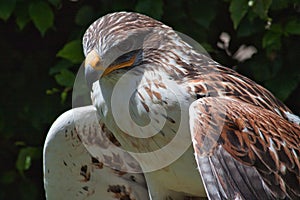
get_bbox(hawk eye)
[111,49,141,67]
[118,38,134,52]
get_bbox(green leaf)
[270,0,289,10]
[16,147,41,175]
[229,0,249,29]
[75,5,95,26]
[201,42,214,53]
[269,23,283,33]
[54,69,75,87]
[265,74,299,101]
[252,0,272,19]
[135,0,164,19]
[57,40,84,63]
[49,60,73,75]
[285,19,300,35]
[109,1,136,11]
[262,31,281,50]
[188,0,217,29]
[60,90,68,103]
[237,18,264,37]
[14,3,30,30]
[249,60,272,81]
[29,2,54,36]
[0,0,16,21]
[46,87,59,95]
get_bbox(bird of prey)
[43,12,300,200]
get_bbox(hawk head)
[83,12,199,89]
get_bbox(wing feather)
[43,106,149,200]
[189,97,300,200]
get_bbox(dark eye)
[108,49,142,71]
[118,38,134,52]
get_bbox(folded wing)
[43,105,149,200]
[189,97,300,200]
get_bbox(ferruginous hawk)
[44,12,300,200]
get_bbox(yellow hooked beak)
[84,50,105,71]
[84,49,138,90]
[84,49,137,77]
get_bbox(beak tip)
[85,64,102,90]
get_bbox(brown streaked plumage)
[190,97,300,199]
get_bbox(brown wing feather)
[189,97,300,200]
[185,63,292,121]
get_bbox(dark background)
[0,0,299,199]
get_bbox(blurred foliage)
[0,0,299,199]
